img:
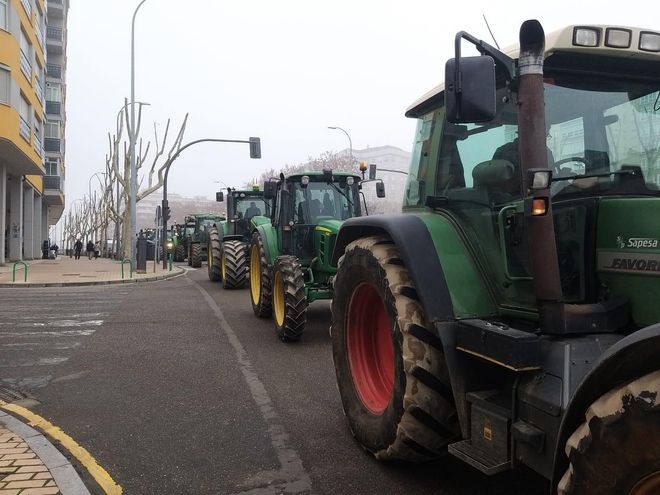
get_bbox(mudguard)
[552,323,660,489]
[253,223,279,266]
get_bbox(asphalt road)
[0,266,549,494]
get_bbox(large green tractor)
[170,223,187,262]
[207,187,271,288]
[330,21,660,494]
[249,170,375,342]
[184,214,224,268]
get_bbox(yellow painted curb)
[0,400,122,494]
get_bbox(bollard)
[12,261,29,283]
[120,259,133,279]
[168,253,173,271]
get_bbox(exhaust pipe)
[517,20,563,325]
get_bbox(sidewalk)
[0,256,183,287]
[0,409,90,495]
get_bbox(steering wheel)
[553,156,592,176]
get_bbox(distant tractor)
[249,170,383,342]
[207,187,271,288]
[329,20,660,495]
[170,224,187,262]
[184,214,224,268]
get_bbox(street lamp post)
[130,0,149,270]
[161,137,261,268]
[328,126,353,167]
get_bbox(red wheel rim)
[347,283,394,414]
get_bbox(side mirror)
[445,56,496,123]
[376,181,386,198]
[264,180,277,199]
[216,191,224,202]
[369,164,377,180]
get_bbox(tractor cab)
[217,187,272,241]
[265,170,361,266]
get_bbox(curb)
[0,410,91,495]
[0,267,184,288]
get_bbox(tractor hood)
[315,219,343,234]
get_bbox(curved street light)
[328,126,353,167]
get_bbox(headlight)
[166,242,173,249]
[573,27,600,47]
[640,31,660,52]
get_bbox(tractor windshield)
[234,196,270,221]
[292,179,359,224]
[197,218,218,232]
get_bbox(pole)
[328,126,353,167]
[130,0,148,270]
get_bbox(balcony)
[46,27,63,54]
[35,78,44,104]
[19,117,31,142]
[20,50,32,82]
[46,63,62,79]
[47,0,64,19]
[44,175,63,192]
[35,25,45,50]
[44,137,60,152]
[46,100,61,115]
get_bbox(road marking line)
[191,277,312,494]
[0,400,122,494]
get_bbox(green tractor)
[249,169,380,342]
[329,21,660,495]
[170,223,187,262]
[184,214,224,268]
[207,187,271,288]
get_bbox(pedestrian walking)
[86,240,94,260]
[94,241,100,259]
[74,239,83,260]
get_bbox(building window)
[19,94,31,141]
[0,0,7,31]
[45,121,60,139]
[45,82,61,102]
[0,67,9,104]
[45,157,59,176]
[19,29,32,82]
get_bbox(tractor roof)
[405,24,660,118]
[286,171,360,180]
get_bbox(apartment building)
[0,0,67,263]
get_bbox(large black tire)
[558,370,660,495]
[174,244,185,262]
[249,232,272,317]
[272,256,307,342]
[187,243,192,266]
[222,240,247,289]
[207,228,222,282]
[331,235,459,461]
[191,243,202,268]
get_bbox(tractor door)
[276,181,294,255]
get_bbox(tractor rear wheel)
[207,228,222,282]
[249,232,272,317]
[331,235,459,461]
[222,240,247,289]
[174,244,185,262]
[191,243,202,268]
[558,370,660,495]
[272,256,307,342]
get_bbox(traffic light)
[163,206,171,222]
[249,137,261,159]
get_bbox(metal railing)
[44,175,62,191]
[19,50,32,81]
[35,25,44,49]
[34,134,43,157]
[35,78,43,103]
[46,27,62,42]
[44,137,60,152]
[46,64,62,78]
[12,261,29,283]
[19,117,31,142]
[45,100,61,115]
[20,0,32,18]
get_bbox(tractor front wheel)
[222,240,247,289]
[272,256,307,342]
[558,370,660,495]
[174,244,185,262]
[191,243,202,268]
[331,235,459,461]
[208,228,222,282]
[249,232,272,317]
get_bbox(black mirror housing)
[445,56,496,123]
[216,191,224,202]
[264,180,277,199]
[376,181,386,198]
